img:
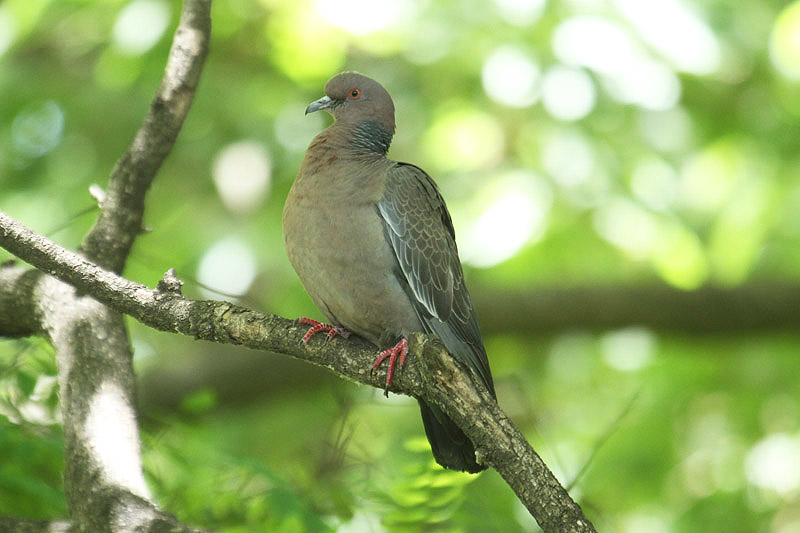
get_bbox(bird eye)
[349,88,360,99]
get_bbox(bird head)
[305,72,396,141]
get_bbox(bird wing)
[377,163,494,394]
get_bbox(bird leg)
[372,337,408,396]
[297,317,351,345]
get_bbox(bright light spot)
[268,8,345,81]
[630,156,679,211]
[315,0,413,36]
[622,511,671,533]
[602,58,681,110]
[615,0,721,75]
[651,222,708,290]
[678,141,740,214]
[85,382,152,499]
[275,103,325,152]
[542,129,595,187]
[0,7,16,57]
[460,171,552,268]
[541,66,596,121]
[423,109,504,172]
[482,46,541,108]
[17,376,59,425]
[553,16,682,110]
[770,1,800,80]
[638,107,693,153]
[31,375,58,404]
[197,237,258,299]
[112,0,170,55]
[745,433,800,497]
[593,197,659,257]
[553,17,638,75]
[709,177,772,285]
[563,0,604,8]
[601,327,655,372]
[12,101,65,158]
[469,195,541,265]
[212,141,271,214]
[593,198,707,289]
[493,0,546,27]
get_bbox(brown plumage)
[283,72,495,473]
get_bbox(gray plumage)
[283,72,495,472]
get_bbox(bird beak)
[305,95,334,115]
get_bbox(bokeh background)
[2,0,800,531]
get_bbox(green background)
[2,0,800,531]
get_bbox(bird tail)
[418,399,485,473]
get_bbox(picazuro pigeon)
[283,71,495,473]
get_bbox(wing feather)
[377,163,494,394]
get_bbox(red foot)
[372,338,408,395]
[297,317,350,345]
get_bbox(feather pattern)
[378,162,494,395]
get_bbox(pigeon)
[283,72,495,472]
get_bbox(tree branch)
[0,513,203,533]
[0,0,592,528]
[0,517,70,532]
[78,0,211,273]
[0,262,40,336]
[474,283,800,335]
[135,278,800,411]
[0,1,213,531]
[0,213,595,532]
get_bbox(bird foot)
[297,317,350,345]
[372,337,408,396]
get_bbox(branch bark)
[0,513,202,533]
[0,517,70,532]
[134,279,800,411]
[474,283,800,335]
[0,0,212,531]
[0,210,595,532]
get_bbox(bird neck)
[341,119,394,156]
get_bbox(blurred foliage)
[0,339,64,517]
[2,0,800,531]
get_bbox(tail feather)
[418,399,485,473]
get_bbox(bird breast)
[283,157,422,345]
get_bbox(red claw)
[372,337,408,395]
[297,317,350,345]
